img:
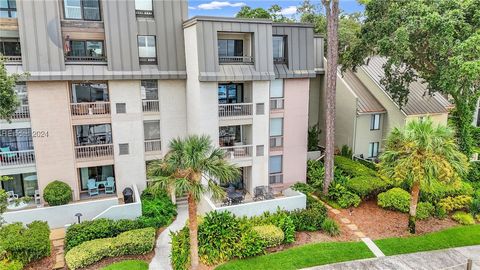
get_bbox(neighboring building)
[0,0,323,223]
[309,56,451,160]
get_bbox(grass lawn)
[215,241,374,270]
[101,260,149,270]
[375,224,480,256]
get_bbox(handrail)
[144,139,161,152]
[71,102,110,116]
[65,56,107,62]
[75,144,113,160]
[0,150,35,167]
[218,103,253,118]
[270,98,284,110]
[221,145,253,159]
[142,100,160,112]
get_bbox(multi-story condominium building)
[309,56,451,160]
[0,0,324,225]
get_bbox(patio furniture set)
[87,177,115,196]
[221,185,275,206]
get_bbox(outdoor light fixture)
[74,213,83,224]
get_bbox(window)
[0,0,16,18]
[269,155,283,184]
[219,126,242,147]
[64,0,101,21]
[14,83,27,106]
[270,79,284,98]
[67,40,104,60]
[71,82,108,103]
[78,165,114,191]
[115,103,126,114]
[144,121,160,141]
[270,118,283,148]
[119,143,129,155]
[141,80,158,100]
[273,36,286,63]
[1,173,38,198]
[0,128,33,151]
[0,39,21,56]
[368,142,379,158]
[370,114,381,130]
[138,36,157,64]
[218,83,243,104]
[256,145,264,156]
[218,39,243,57]
[135,0,153,17]
[74,124,112,146]
[256,103,265,115]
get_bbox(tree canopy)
[341,0,480,156]
[236,4,294,22]
[0,59,21,122]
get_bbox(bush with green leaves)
[321,218,340,236]
[340,145,353,158]
[252,225,284,247]
[416,202,435,220]
[291,182,315,195]
[438,195,473,213]
[471,198,480,216]
[451,211,475,225]
[0,221,50,264]
[288,201,327,231]
[43,180,72,206]
[65,227,155,270]
[0,259,22,270]
[170,227,190,270]
[334,156,377,177]
[419,181,474,204]
[138,188,177,228]
[306,160,324,190]
[328,183,361,208]
[249,210,296,244]
[377,188,411,213]
[467,161,480,183]
[345,176,389,198]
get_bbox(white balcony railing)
[0,150,35,167]
[221,145,253,159]
[219,56,254,64]
[75,144,113,160]
[65,56,107,63]
[4,56,22,63]
[71,102,110,117]
[270,98,284,110]
[2,105,30,120]
[142,100,160,112]
[218,103,253,118]
[269,136,283,150]
[144,139,161,152]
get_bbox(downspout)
[351,99,359,156]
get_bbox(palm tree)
[380,118,469,233]
[147,135,239,270]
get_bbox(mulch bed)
[337,199,458,239]
[24,242,55,270]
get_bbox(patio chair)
[6,191,18,204]
[264,186,275,200]
[34,190,41,205]
[87,179,99,196]
[105,177,115,194]
[253,186,265,201]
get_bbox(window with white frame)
[272,36,287,63]
[368,142,379,158]
[138,36,157,64]
[270,79,284,110]
[370,114,381,130]
[135,0,152,11]
[64,0,101,21]
[270,118,283,148]
[269,155,283,184]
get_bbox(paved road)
[304,245,480,270]
[149,204,188,270]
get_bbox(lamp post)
[74,213,83,224]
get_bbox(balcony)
[221,145,253,159]
[0,150,35,168]
[71,102,110,117]
[75,144,113,160]
[219,56,254,64]
[270,98,284,111]
[144,139,161,152]
[1,105,29,120]
[3,56,22,63]
[273,57,288,64]
[218,103,253,119]
[139,57,157,65]
[142,100,159,113]
[135,10,153,17]
[269,136,283,150]
[65,56,107,64]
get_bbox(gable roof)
[360,56,451,116]
[341,70,386,114]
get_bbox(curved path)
[149,204,188,270]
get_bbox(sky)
[188,0,364,18]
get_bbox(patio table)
[95,181,107,188]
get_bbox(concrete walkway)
[304,245,480,270]
[149,204,188,270]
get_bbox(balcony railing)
[65,56,107,63]
[269,136,283,150]
[75,144,113,160]
[144,139,161,152]
[270,98,284,110]
[218,103,253,118]
[269,173,283,184]
[71,102,110,117]
[136,10,153,17]
[139,57,157,65]
[3,56,22,63]
[221,145,253,159]
[0,150,35,167]
[2,105,30,120]
[142,100,160,112]
[273,57,288,64]
[219,56,254,64]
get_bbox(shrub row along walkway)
[303,245,480,270]
[149,204,188,270]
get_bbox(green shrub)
[328,184,361,208]
[65,228,155,270]
[471,198,480,216]
[288,202,327,231]
[438,195,473,213]
[65,218,143,251]
[435,206,448,219]
[291,182,315,195]
[250,210,296,244]
[346,176,389,198]
[416,202,435,220]
[0,259,23,270]
[170,227,190,270]
[43,180,72,206]
[377,188,411,213]
[236,228,265,259]
[451,211,475,225]
[420,181,474,203]
[252,225,284,247]
[138,188,177,228]
[306,160,324,190]
[340,145,353,158]
[321,218,340,236]
[467,161,480,183]
[334,156,377,177]
[0,221,50,264]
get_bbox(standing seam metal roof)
[341,70,386,114]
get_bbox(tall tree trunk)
[408,180,421,234]
[187,192,199,270]
[322,0,339,195]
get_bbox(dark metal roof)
[342,70,386,114]
[360,56,451,115]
